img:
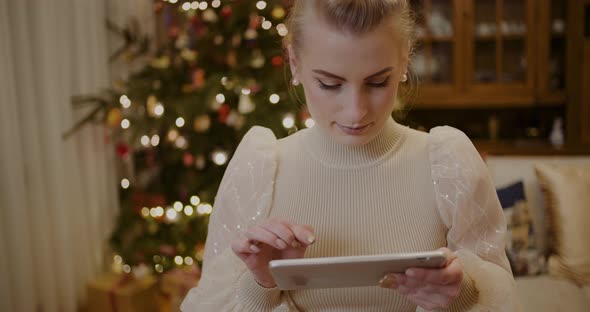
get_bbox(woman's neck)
[300,116,406,168]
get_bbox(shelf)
[473,140,590,156]
[417,35,454,42]
[474,33,526,41]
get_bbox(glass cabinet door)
[410,0,455,85]
[548,0,567,92]
[472,0,530,85]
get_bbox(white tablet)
[268,250,447,290]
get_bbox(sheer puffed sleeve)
[181,126,280,311]
[427,127,520,312]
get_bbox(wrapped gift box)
[87,273,159,312]
[159,266,200,312]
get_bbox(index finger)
[288,223,316,246]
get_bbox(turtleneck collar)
[300,116,406,168]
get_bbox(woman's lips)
[336,123,371,135]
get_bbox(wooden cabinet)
[566,0,590,145]
[409,0,568,108]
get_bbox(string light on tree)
[176,117,185,127]
[169,0,178,3]
[190,195,201,206]
[121,178,130,189]
[154,103,165,117]
[175,136,188,149]
[269,94,280,104]
[155,264,164,273]
[197,203,213,215]
[282,114,295,129]
[173,201,183,212]
[141,135,150,147]
[256,1,267,10]
[276,23,288,36]
[212,150,228,166]
[182,2,191,11]
[239,90,255,114]
[167,129,179,142]
[305,118,315,128]
[215,93,225,103]
[150,208,159,218]
[198,1,207,10]
[141,207,150,217]
[166,208,179,222]
[184,205,194,216]
[262,20,272,30]
[211,0,221,8]
[191,1,199,10]
[119,95,131,108]
[123,264,131,274]
[121,119,130,129]
[184,256,194,265]
[151,134,160,147]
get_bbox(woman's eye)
[367,77,390,88]
[318,80,341,90]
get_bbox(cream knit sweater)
[181,117,518,312]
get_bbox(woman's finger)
[261,220,297,248]
[245,226,286,250]
[231,235,257,254]
[290,223,316,246]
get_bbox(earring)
[292,78,300,86]
[401,73,408,83]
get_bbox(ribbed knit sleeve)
[427,126,520,312]
[181,126,280,312]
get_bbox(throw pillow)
[497,180,546,276]
[535,164,590,285]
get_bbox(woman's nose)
[343,88,368,123]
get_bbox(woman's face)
[289,12,408,146]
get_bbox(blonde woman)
[182,1,518,311]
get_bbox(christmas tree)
[70,0,309,275]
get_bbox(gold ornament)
[107,108,122,127]
[238,93,255,114]
[250,49,265,68]
[272,6,286,20]
[180,49,198,62]
[227,50,237,68]
[193,115,211,133]
[150,56,170,69]
[146,95,158,117]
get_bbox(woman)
[182,0,518,311]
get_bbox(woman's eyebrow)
[311,66,394,81]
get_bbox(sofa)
[485,155,590,312]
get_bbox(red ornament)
[183,152,195,167]
[249,14,261,29]
[300,109,311,121]
[116,143,130,160]
[221,6,233,18]
[159,245,176,256]
[271,56,283,67]
[169,25,180,38]
[218,103,230,123]
[153,2,164,14]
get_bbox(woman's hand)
[379,248,463,311]
[231,218,316,288]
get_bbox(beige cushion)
[516,275,590,311]
[535,164,590,285]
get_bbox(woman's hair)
[284,0,415,58]
[283,0,417,112]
